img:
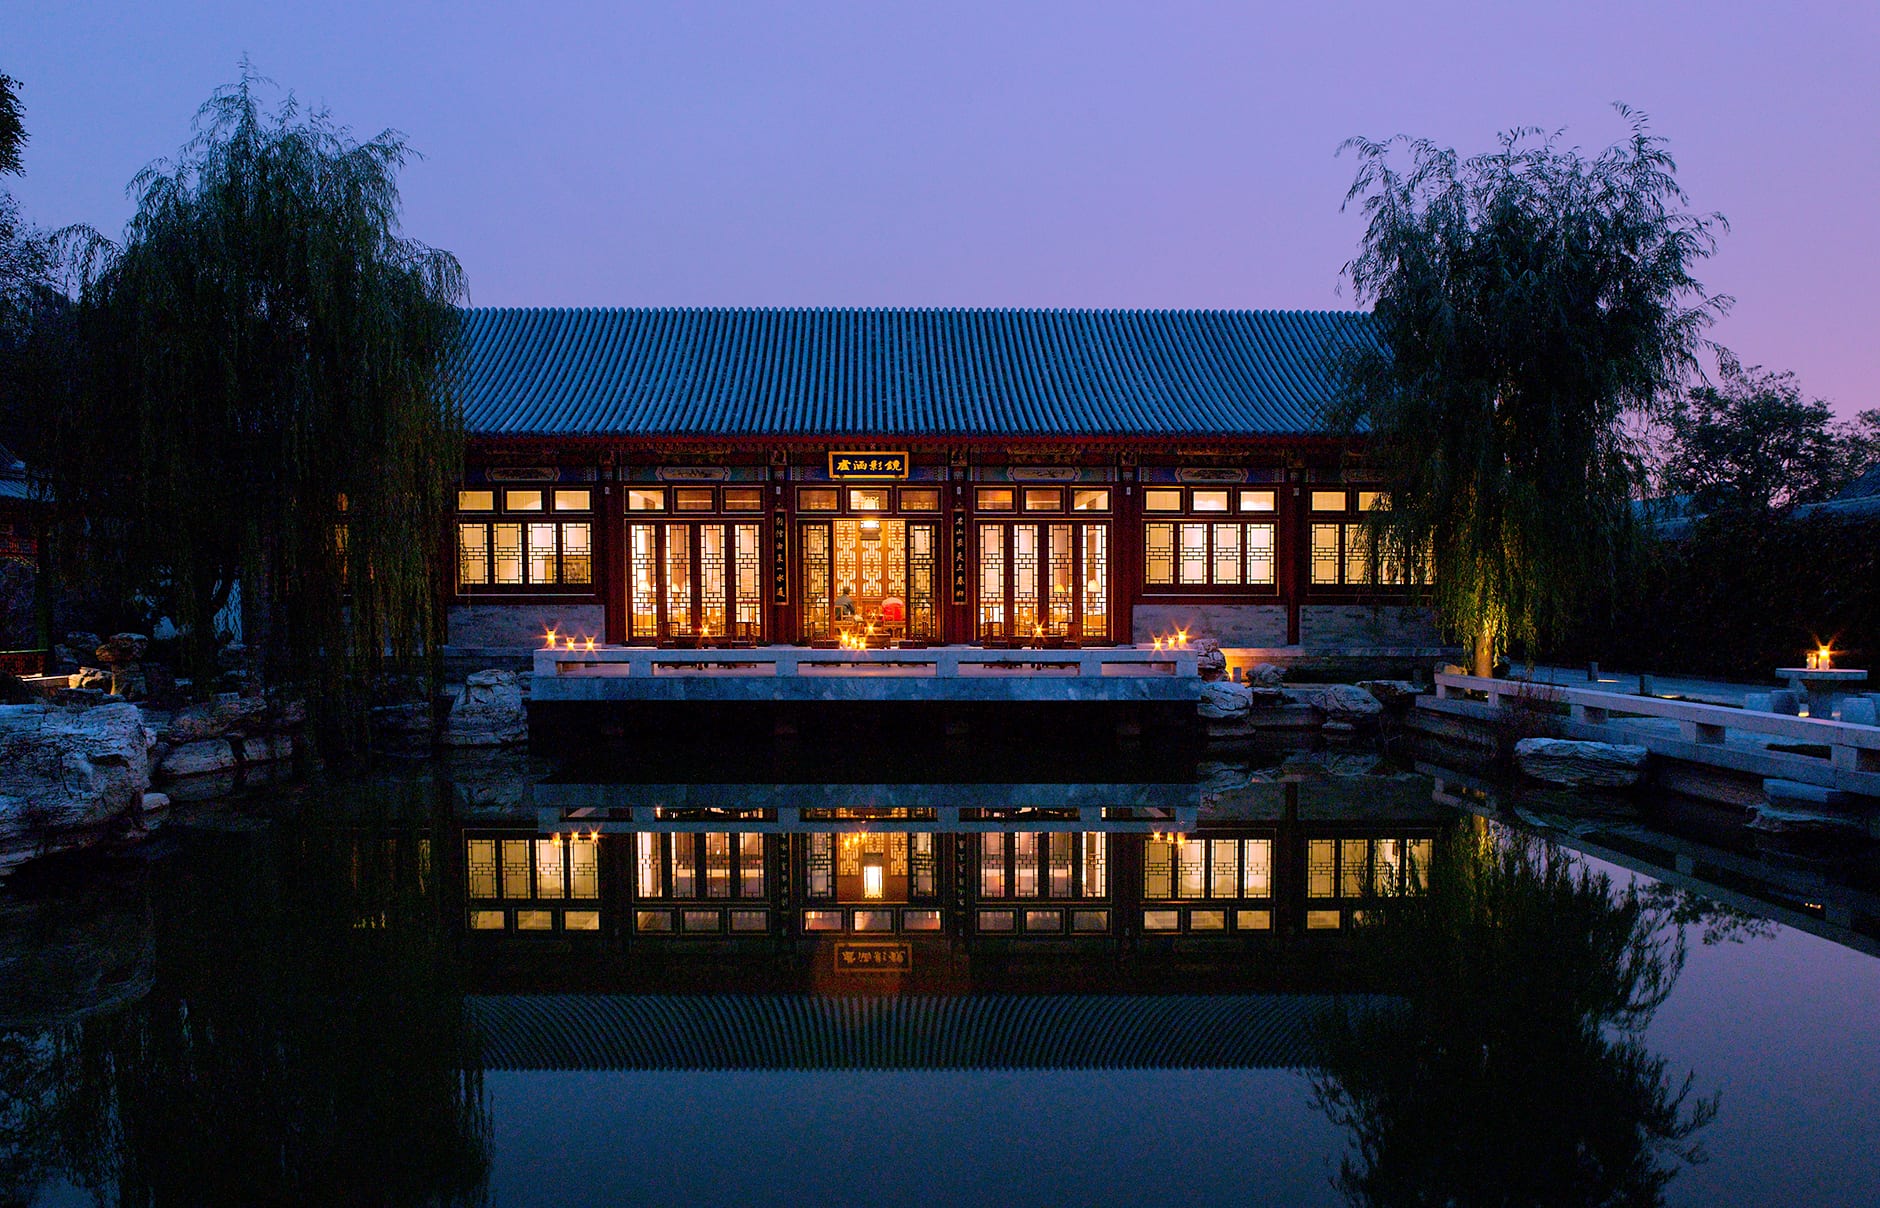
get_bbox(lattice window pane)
[1343,524,1371,586]
[1080,525,1108,638]
[1373,838,1403,895]
[501,839,532,899]
[630,524,659,638]
[1310,524,1341,586]
[493,523,523,586]
[527,523,559,585]
[910,832,936,897]
[1047,524,1074,633]
[1047,832,1073,897]
[1144,522,1174,586]
[458,523,489,587]
[665,524,693,634]
[569,838,599,899]
[907,524,937,640]
[806,832,833,898]
[1341,838,1369,898]
[739,833,765,897]
[1144,839,1173,899]
[978,524,1006,634]
[802,524,832,639]
[636,832,663,898]
[1209,838,1239,898]
[699,525,727,639]
[979,834,1007,898]
[1178,838,1206,899]
[534,839,566,899]
[1014,831,1041,898]
[1012,525,1040,635]
[1408,839,1433,890]
[671,833,696,898]
[1212,524,1242,585]
[1246,523,1276,586]
[1179,523,1208,586]
[705,831,732,898]
[466,839,497,899]
[561,522,592,585]
[1081,832,1107,898]
[1242,839,1272,897]
[733,523,763,630]
[1307,839,1336,898]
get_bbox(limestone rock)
[109,665,147,702]
[1358,679,1423,709]
[1514,737,1648,788]
[1249,662,1286,688]
[53,687,107,707]
[0,702,154,874]
[160,738,237,778]
[210,694,270,732]
[442,670,527,746]
[94,633,149,665]
[161,703,227,745]
[140,792,171,826]
[1300,683,1386,721]
[1198,679,1255,720]
[74,667,112,692]
[241,734,295,765]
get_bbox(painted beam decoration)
[828,451,910,480]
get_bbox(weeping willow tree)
[1327,108,1728,675]
[62,70,463,746]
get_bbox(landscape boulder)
[241,735,296,765]
[94,634,149,665]
[442,670,528,746]
[0,702,154,874]
[1513,737,1649,788]
[1193,639,1226,677]
[159,738,237,779]
[1358,679,1423,710]
[1298,683,1386,722]
[1198,679,1255,720]
[73,667,112,693]
[1248,662,1286,688]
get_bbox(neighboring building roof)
[1832,461,1880,502]
[457,307,1376,440]
[470,992,1371,1071]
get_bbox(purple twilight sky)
[8,1,1877,414]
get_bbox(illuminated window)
[1022,488,1063,512]
[850,488,889,511]
[1210,839,1240,898]
[457,523,490,587]
[674,488,715,512]
[527,523,558,584]
[627,488,666,511]
[1310,523,1341,585]
[980,835,1007,898]
[1143,489,1183,512]
[534,839,565,899]
[1238,489,1276,512]
[1311,490,1347,512]
[899,487,941,511]
[723,487,764,511]
[1307,839,1336,898]
[466,839,497,898]
[1246,524,1275,585]
[492,523,523,585]
[1072,488,1110,511]
[561,523,592,585]
[505,489,544,512]
[1143,909,1180,931]
[458,489,494,511]
[470,909,505,930]
[1145,523,1175,586]
[1235,909,1271,930]
[798,488,839,511]
[1191,490,1229,512]
[975,487,1014,511]
[553,489,591,511]
[501,839,531,898]
[564,910,601,931]
[1358,490,1389,512]
[1241,839,1272,897]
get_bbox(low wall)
[1132,604,1287,647]
[1299,605,1440,649]
[448,603,605,651]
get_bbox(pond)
[3,742,1878,1207]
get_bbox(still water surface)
[4,749,1877,1207]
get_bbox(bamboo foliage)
[63,71,464,745]
[1326,108,1728,670]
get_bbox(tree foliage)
[1312,826,1720,1206]
[1657,359,1878,512]
[56,71,464,745]
[1328,108,1728,671]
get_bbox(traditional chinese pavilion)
[449,307,1435,659]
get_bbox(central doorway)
[799,518,940,643]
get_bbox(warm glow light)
[863,864,884,899]
[544,627,558,650]
[585,636,596,651]
[1152,636,1164,651]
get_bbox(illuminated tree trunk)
[1472,629,1494,678]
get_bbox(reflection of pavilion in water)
[456,777,1442,954]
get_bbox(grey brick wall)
[448,603,605,650]
[1132,603,1288,647]
[1298,604,1440,649]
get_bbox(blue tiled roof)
[458,307,1374,439]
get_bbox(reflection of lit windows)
[1307,839,1336,898]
